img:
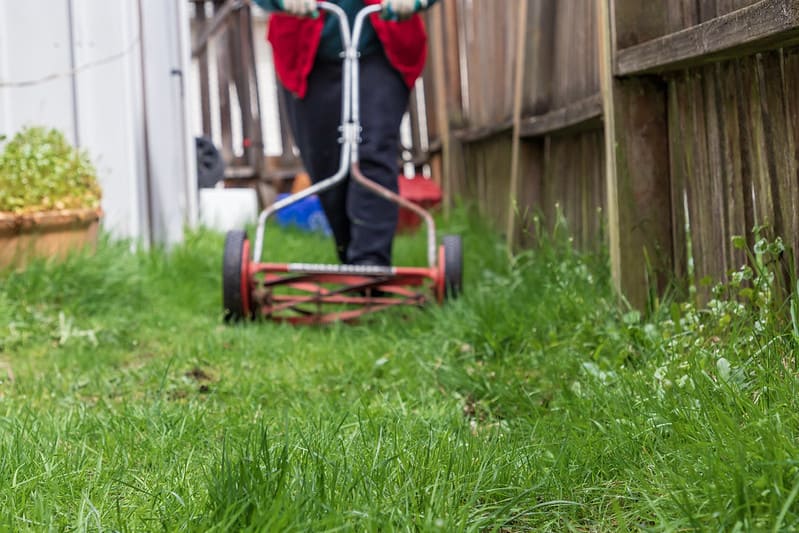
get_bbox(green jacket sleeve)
[252,0,283,12]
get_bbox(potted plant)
[0,126,102,269]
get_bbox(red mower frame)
[222,3,462,324]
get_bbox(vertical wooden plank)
[686,69,715,297]
[702,65,730,283]
[428,2,450,208]
[732,56,758,247]
[759,50,797,295]
[481,2,494,127]
[444,0,467,200]
[501,1,515,124]
[462,143,475,203]
[760,52,794,241]
[506,0,529,250]
[613,0,671,48]
[214,1,234,163]
[229,7,251,168]
[783,48,799,281]
[610,76,672,306]
[580,134,591,250]
[544,135,560,236]
[274,84,297,165]
[523,0,555,116]
[666,0,699,34]
[565,136,578,244]
[586,0,600,97]
[494,136,514,230]
[590,130,602,251]
[517,139,544,248]
[667,76,688,290]
[595,129,608,250]
[718,61,749,273]
[478,142,488,220]
[688,69,716,295]
[407,90,423,169]
[680,71,705,296]
[698,0,718,22]
[551,0,569,108]
[241,4,264,175]
[455,0,471,122]
[563,136,577,240]
[441,0,462,119]
[195,1,212,136]
[541,135,555,232]
[602,0,674,309]
[467,0,484,128]
[748,54,775,233]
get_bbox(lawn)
[2,210,799,531]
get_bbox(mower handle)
[317,2,383,55]
[253,1,438,268]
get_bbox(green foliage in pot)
[0,126,102,214]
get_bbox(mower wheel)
[223,230,251,322]
[442,235,463,299]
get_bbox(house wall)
[0,0,196,246]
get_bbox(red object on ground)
[398,175,442,232]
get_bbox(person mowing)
[253,0,439,267]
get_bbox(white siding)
[0,0,196,246]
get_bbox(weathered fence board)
[540,131,605,252]
[634,46,799,302]
[422,0,799,307]
[437,0,605,247]
[616,0,799,76]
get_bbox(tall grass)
[1,210,798,530]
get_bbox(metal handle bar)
[253,2,356,261]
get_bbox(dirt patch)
[185,366,212,382]
[168,389,188,401]
[462,395,477,418]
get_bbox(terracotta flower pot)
[0,207,102,270]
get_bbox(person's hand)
[381,0,428,20]
[279,0,318,18]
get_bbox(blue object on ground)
[274,193,332,236]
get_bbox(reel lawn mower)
[222,2,462,325]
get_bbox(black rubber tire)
[223,230,249,322]
[442,235,463,300]
[196,136,226,189]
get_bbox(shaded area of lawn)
[2,210,799,531]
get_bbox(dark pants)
[281,51,410,266]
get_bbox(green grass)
[2,210,799,531]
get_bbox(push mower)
[222,2,462,324]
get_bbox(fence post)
[600,0,673,310]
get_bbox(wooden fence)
[190,0,799,309]
[422,0,799,309]
[422,0,605,252]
